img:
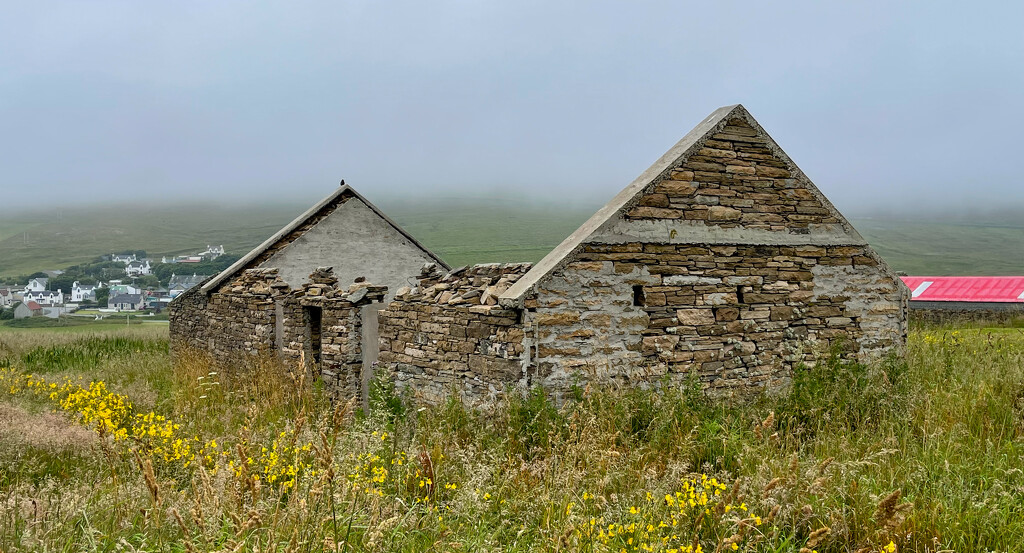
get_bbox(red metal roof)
[900,276,1024,303]
[26,301,42,310]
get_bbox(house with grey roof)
[24,278,48,293]
[126,259,152,277]
[168,274,209,298]
[70,281,98,303]
[108,294,143,311]
[23,289,64,306]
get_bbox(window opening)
[633,285,646,307]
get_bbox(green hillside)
[2,200,1023,279]
[384,199,598,268]
[0,204,302,278]
[854,216,1024,276]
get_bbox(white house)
[70,281,98,303]
[23,289,64,306]
[199,245,225,260]
[108,293,143,311]
[24,278,48,293]
[0,288,14,308]
[112,253,137,264]
[125,259,152,277]
[162,245,225,264]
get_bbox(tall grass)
[0,327,1023,552]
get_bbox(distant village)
[0,245,232,321]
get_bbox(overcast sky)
[2,1,1022,213]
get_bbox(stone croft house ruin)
[171,104,909,404]
[169,185,448,398]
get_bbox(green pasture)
[3,200,1024,279]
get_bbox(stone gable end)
[628,118,841,232]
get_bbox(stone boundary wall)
[168,283,212,355]
[526,243,907,397]
[378,263,531,404]
[169,267,386,401]
[909,303,1024,327]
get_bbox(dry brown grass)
[1,327,1024,552]
[0,404,98,452]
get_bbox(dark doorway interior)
[305,305,323,364]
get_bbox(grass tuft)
[1,326,1023,551]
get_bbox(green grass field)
[2,324,1024,551]
[0,204,304,278]
[384,198,598,268]
[854,216,1024,276]
[0,318,168,332]
[3,200,1024,279]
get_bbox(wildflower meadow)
[1,323,1023,552]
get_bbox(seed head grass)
[0,326,1023,551]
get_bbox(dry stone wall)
[525,243,906,397]
[172,108,909,407]
[626,118,841,231]
[500,110,909,399]
[169,267,386,401]
[378,263,531,404]
[908,303,1024,326]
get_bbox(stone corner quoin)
[169,104,910,406]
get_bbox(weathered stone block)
[638,193,670,208]
[664,275,721,285]
[715,307,740,322]
[641,335,680,355]
[656,181,698,196]
[628,206,684,219]
[706,206,742,222]
[770,306,796,321]
[676,308,715,325]
[705,293,738,306]
[723,275,763,286]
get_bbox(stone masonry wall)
[525,243,907,397]
[173,109,908,406]
[378,263,531,404]
[169,267,386,401]
[626,117,842,231]
[909,303,1024,326]
[168,284,210,353]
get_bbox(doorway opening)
[305,306,323,365]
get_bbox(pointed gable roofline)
[201,184,448,295]
[500,104,884,307]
